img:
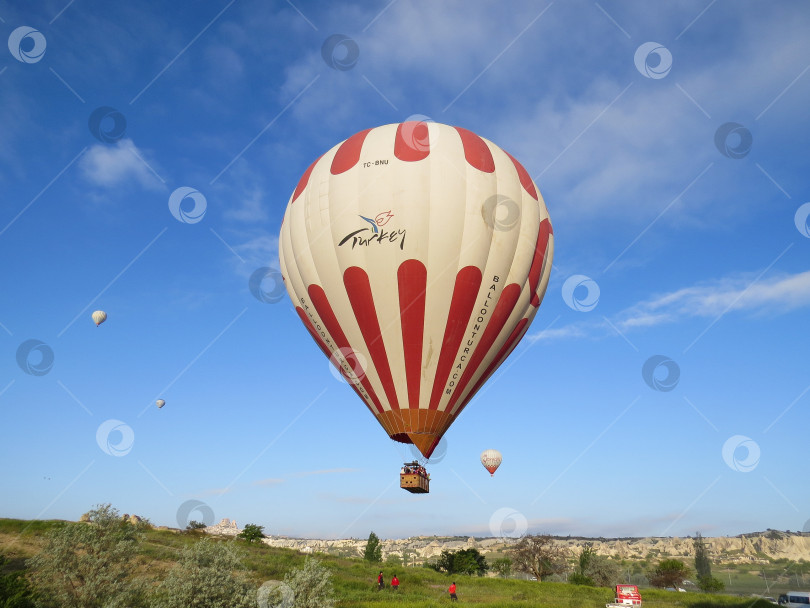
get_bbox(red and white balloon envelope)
[279,122,554,459]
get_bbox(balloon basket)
[400,461,429,493]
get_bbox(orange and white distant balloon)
[91,310,107,326]
[480,449,503,476]
[279,121,554,458]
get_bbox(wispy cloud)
[293,467,360,477]
[531,270,810,342]
[253,478,285,486]
[617,271,810,328]
[79,139,165,191]
[223,185,270,223]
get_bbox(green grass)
[0,519,791,607]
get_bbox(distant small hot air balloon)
[91,310,107,326]
[480,449,502,476]
[156,399,165,408]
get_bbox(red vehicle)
[607,585,642,607]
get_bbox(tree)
[185,520,207,532]
[649,559,690,589]
[363,532,382,563]
[150,537,256,608]
[694,532,711,579]
[432,549,488,576]
[27,504,147,608]
[237,523,266,543]
[492,556,513,578]
[452,549,489,576]
[283,557,335,608]
[583,555,621,587]
[509,534,569,581]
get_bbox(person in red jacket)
[391,574,399,591]
[377,571,384,590]
[449,581,458,601]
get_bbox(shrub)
[283,557,335,608]
[149,538,256,608]
[0,554,36,608]
[26,504,147,608]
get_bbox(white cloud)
[79,139,164,191]
[223,185,270,223]
[529,325,591,343]
[235,233,279,268]
[618,270,810,329]
[531,270,810,341]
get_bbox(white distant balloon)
[91,310,107,326]
[156,399,165,409]
[480,449,502,476]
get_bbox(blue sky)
[1,0,809,541]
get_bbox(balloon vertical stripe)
[504,150,538,200]
[454,127,495,173]
[330,128,372,175]
[428,265,483,411]
[445,282,522,413]
[528,219,553,304]
[394,121,431,162]
[292,154,323,203]
[307,284,386,414]
[397,259,427,411]
[343,266,401,410]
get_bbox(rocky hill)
[203,519,810,565]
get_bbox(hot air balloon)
[156,399,165,408]
[279,122,554,486]
[480,449,502,476]
[91,310,107,326]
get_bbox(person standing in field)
[449,581,458,601]
[391,574,399,591]
[377,571,384,590]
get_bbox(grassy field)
[0,518,787,607]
